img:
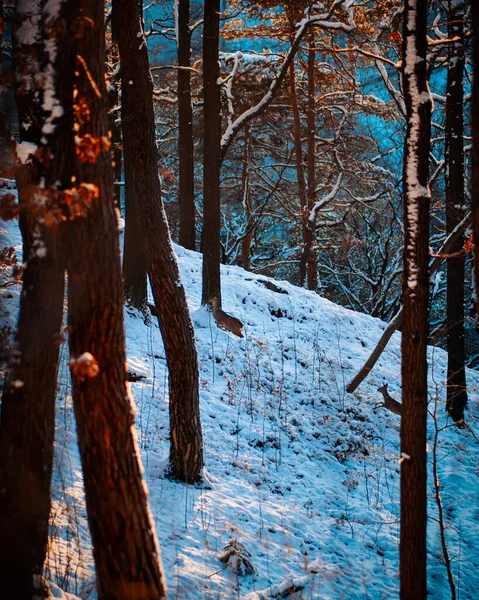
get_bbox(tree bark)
[445,0,467,423]
[472,0,479,317]
[289,59,308,286]
[400,1,431,598]
[201,0,222,305]
[63,1,166,597]
[0,3,65,596]
[306,31,317,291]
[113,0,203,484]
[178,0,196,249]
[241,123,253,270]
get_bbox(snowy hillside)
[2,217,479,599]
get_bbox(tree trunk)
[178,0,196,249]
[0,3,65,596]
[445,0,467,423]
[201,0,222,305]
[306,31,317,291]
[120,6,147,311]
[289,59,308,286]
[113,0,203,484]
[472,1,479,316]
[241,123,253,270]
[122,148,148,310]
[63,1,166,596]
[400,1,431,598]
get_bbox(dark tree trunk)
[472,0,479,314]
[400,1,431,598]
[62,1,166,597]
[289,59,308,287]
[120,10,147,311]
[178,0,196,249]
[306,31,317,291]
[122,149,148,310]
[445,0,467,423]
[201,0,222,305]
[241,123,253,270]
[0,4,65,597]
[113,0,203,484]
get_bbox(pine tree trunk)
[445,0,467,422]
[0,4,65,596]
[62,1,166,596]
[306,31,317,291]
[289,59,308,286]
[113,0,203,484]
[201,0,222,305]
[178,0,196,249]
[400,1,431,598]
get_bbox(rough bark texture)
[445,0,467,422]
[289,59,308,286]
[0,3,64,596]
[241,124,253,270]
[113,0,203,484]
[400,1,431,598]
[178,0,196,249]
[201,0,222,305]
[472,1,479,315]
[306,31,317,291]
[63,1,167,597]
[122,148,148,310]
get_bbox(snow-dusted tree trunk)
[178,0,196,250]
[63,0,167,596]
[113,0,203,485]
[0,2,65,596]
[201,0,222,305]
[399,1,432,598]
[445,0,467,422]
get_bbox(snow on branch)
[309,172,342,222]
[219,4,355,163]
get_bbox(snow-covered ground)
[1,215,479,599]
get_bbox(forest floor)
[2,215,479,599]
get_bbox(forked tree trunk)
[113,0,203,484]
[178,0,196,249]
[201,0,222,305]
[0,4,64,597]
[400,1,431,598]
[445,0,467,422]
[63,1,166,596]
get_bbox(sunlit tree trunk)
[201,0,222,305]
[445,0,467,422]
[64,0,167,596]
[113,0,203,484]
[0,3,65,596]
[399,1,431,598]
